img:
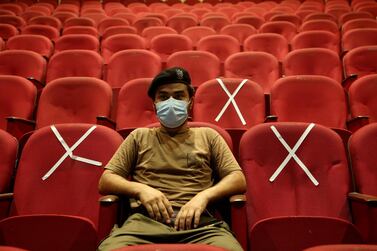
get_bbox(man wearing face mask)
[97,67,246,251]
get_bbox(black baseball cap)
[148,67,194,99]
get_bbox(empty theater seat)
[237,122,363,251]
[348,123,377,244]
[0,124,123,250]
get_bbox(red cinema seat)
[132,16,164,34]
[269,75,348,129]
[348,123,377,243]
[303,12,337,23]
[0,123,123,250]
[52,11,78,24]
[300,19,339,37]
[0,16,25,30]
[283,48,342,83]
[291,30,339,54]
[21,25,60,42]
[63,17,96,28]
[342,28,377,53]
[62,26,98,37]
[106,49,161,89]
[238,122,363,251]
[46,50,103,83]
[339,11,374,26]
[342,18,377,35]
[0,129,17,194]
[343,46,377,89]
[220,24,257,49]
[233,15,265,29]
[270,13,301,26]
[115,78,158,138]
[224,51,279,93]
[0,75,36,140]
[6,34,53,58]
[35,77,112,129]
[28,16,62,31]
[259,21,297,43]
[150,34,193,66]
[0,50,46,84]
[200,15,231,32]
[102,25,137,39]
[0,4,23,16]
[141,26,177,49]
[166,50,220,89]
[243,33,289,62]
[54,34,99,53]
[98,17,129,35]
[166,15,197,33]
[193,78,265,157]
[348,74,377,125]
[0,24,18,40]
[101,34,146,64]
[197,34,240,64]
[111,13,136,25]
[181,26,216,49]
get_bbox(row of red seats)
[1,20,376,60]
[0,7,376,40]
[0,44,375,92]
[1,120,377,250]
[1,73,377,153]
[1,0,376,21]
[0,6,375,31]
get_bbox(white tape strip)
[215,78,248,125]
[269,123,319,186]
[42,125,102,180]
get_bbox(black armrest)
[6,117,35,140]
[27,77,45,91]
[348,192,377,207]
[96,116,116,129]
[342,74,358,90]
[347,116,370,132]
[264,115,278,123]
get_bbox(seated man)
[98,67,246,251]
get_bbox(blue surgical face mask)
[155,97,189,128]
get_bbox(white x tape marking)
[215,78,248,125]
[269,123,319,186]
[42,125,102,180]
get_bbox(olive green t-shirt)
[105,126,241,207]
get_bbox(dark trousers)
[97,213,243,251]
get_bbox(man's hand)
[137,184,174,224]
[174,192,209,231]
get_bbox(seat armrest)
[98,195,120,241]
[264,115,278,123]
[347,116,370,133]
[348,192,377,206]
[230,194,246,205]
[27,77,45,91]
[0,193,13,201]
[96,116,116,129]
[348,192,377,243]
[230,194,247,251]
[0,193,13,220]
[342,74,358,91]
[331,127,352,148]
[6,117,35,140]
